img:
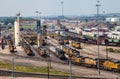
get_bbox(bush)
[106,48,114,52]
[106,48,120,53]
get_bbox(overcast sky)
[0,0,119,16]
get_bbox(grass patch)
[106,48,120,53]
[0,61,69,76]
[106,48,114,52]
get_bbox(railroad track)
[46,38,120,74]
[20,32,120,74]
[0,69,106,79]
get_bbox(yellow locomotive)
[50,33,59,40]
[38,47,47,57]
[62,45,80,57]
[8,39,16,52]
[71,41,81,49]
[102,60,120,72]
[59,38,69,45]
[9,45,16,52]
[62,46,71,55]
[63,38,69,44]
[70,55,84,65]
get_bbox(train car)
[62,46,68,53]
[9,45,15,52]
[70,55,84,65]
[83,57,97,67]
[59,39,64,45]
[71,41,81,49]
[106,38,120,46]
[28,39,34,45]
[102,60,120,72]
[50,33,59,40]
[38,47,47,57]
[7,39,13,45]
[58,37,69,45]
[21,41,34,56]
[55,48,66,60]
[84,57,105,68]
[64,39,69,44]
[24,45,34,56]
[62,45,80,57]
[62,46,71,58]
[42,40,47,46]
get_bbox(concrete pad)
[0,45,11,54]
[15,46,27,56]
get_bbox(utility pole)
[61,1,64,29]
[96,0,101,77]
[0,24,1,38]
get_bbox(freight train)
[21,41,34,56]
[67,26,120,46]
[61,45,120,72]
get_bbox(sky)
[0,0,119,16]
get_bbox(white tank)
[60,31,68,36]
[14,17,20,46]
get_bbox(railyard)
[0,27,120,79]
[0,15,120,79]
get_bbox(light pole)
[12,58,14,79]
[105,39,108,59]
[69,59,72,79]
[35,11,42,20]
[61,1,64,18]
[96,0,101,77]
[47,51,51,79]
[11,57,18,79]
